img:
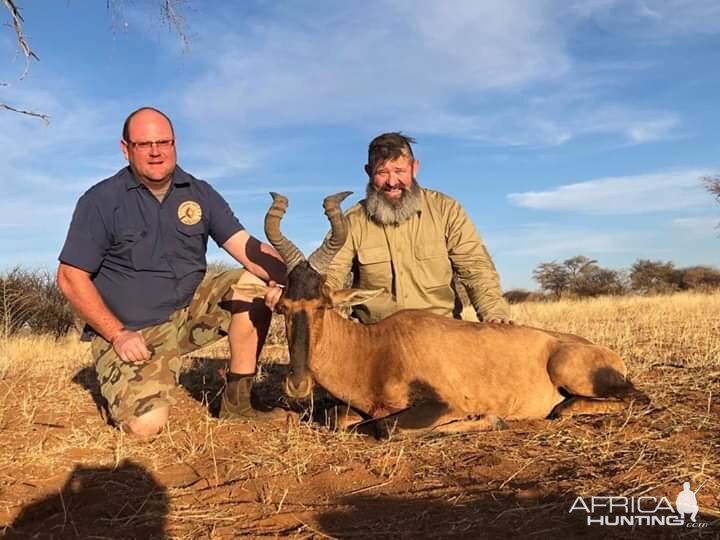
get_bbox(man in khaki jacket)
[324,132,511,324]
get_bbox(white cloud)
[672,216,719,237]
[0,78,129,265]
[433,106,680,147]
[180,1,571,135]
[494,219,720,289]
[673,216,717,227]
[495,223,647,257]
[182,141,263,181]
[508,169,714,214]
[173,1,691,147]
[626,118,678,143]
[561,106,681,146]
[581,107,681,144]
[0,198,73,231]
[585,0,720,35]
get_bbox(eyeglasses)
[125,139,175,151]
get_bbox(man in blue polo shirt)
[58,107,287,437]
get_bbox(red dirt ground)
[0,359,718,539]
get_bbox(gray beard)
[365,180,422,226]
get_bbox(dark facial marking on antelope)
[286,309,311,386]
[285,263,324,301]
[282,264,325,389]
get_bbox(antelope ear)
[231,283,270,301]
[330,288,384,307]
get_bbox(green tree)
[630,259,681,294]
[705,176,720,229]
[573,268,627,297]
[563,256,598,285]
[533,262,570,298]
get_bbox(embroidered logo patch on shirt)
[178,201,202,225]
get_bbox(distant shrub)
[572,268,628,297]
[630,259,681,295]
[505,290,549,303]
[0,267,75,338]
[206,260,237,276]
[679,265,720,291]
[504,289,533,304]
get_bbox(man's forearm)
[245,241,287,284]
[472,293,511,322]
[461,272,510,321]
[57,264,124,341]
[222,231,287,285]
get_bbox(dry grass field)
[0,292,718,539]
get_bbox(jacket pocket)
[414,243,452,289]
[356,245,392,290]
[174,222,208,276]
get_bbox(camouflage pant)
[92,269,264,424]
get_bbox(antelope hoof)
[284,375,313,399]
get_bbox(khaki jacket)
[325,188,510,323]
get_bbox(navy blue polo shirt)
[59,166,244,330]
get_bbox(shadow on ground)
[179,358,293,417]
[4,460,168,540]
[72,359,294,422]
[71,366,112,426]
[315,490,719,539]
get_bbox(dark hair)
[367,132,416,173]
[122,107,175,142]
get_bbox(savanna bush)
[0,267,75,338]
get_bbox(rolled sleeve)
[58,194,111,273]
[206,184,244,246]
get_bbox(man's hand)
[112,330,151,364]
[264,280,285,310]
[488,318,515,325]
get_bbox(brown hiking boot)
[219,376,288,422]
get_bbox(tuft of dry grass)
[512,291,720,369]
[0,293,718,539]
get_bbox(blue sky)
[2,0,719,290]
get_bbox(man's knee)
[230,300,271,336]
[123,406,169,438]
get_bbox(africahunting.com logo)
[569,481,708,528]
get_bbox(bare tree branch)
[0,101,49,123]
[703,176,720,199]
[2,1,192,123]
[2,0,40,79]
[160,0,191,51]
[106,0,191,51]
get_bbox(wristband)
[109,327,126,344]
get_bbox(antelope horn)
[307,191,353,273]
[264,192,306,273]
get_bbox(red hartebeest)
[235,192,648,435]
